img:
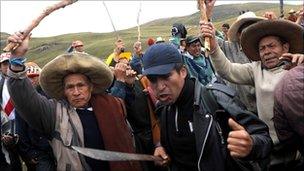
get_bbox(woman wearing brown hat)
[6,32,142,171]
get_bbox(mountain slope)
[0,3,301,66]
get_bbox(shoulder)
[204,83,248,113]
[206,83,236,97]
[93,94,123,104]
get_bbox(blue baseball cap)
[142,43,183,75]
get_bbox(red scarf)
[91,94,142,171]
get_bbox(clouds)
[1,1,197,37]
[1,1,301,37]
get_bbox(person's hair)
[173,63,184,73]
[276,36,288,45]
[260,35,288,45]
[222,23,230,29]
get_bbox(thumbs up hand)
[227,118,253,158]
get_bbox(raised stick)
[3,0,78,52]
[198,0,211,56]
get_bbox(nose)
[155,78,166,91]
[263,47,272,55]
[72,87,81,96]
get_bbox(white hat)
[228,12,266,42]
[0,52,11,63]
[156,37,165,43]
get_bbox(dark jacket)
[130,54,144,75]
[15,86,54,163]
[158,78,272,171]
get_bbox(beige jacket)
[51,102,86,171]
[210,46,287,144]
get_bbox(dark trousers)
[8,147,22,171]
[24,151,56,171]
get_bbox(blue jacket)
[130,54,144,75]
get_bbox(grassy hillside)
[0,3,301,67]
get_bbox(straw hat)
[288,9,296,14]
[241,19,304,61]
[40,53,113,100]
[228,12,266,42]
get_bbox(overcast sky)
[1,0,302,37]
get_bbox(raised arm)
[6,32,56,135]
[200,21,255,85]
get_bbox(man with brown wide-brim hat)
[200,18,303,170]
[6,32,142,171]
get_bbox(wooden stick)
[3,0,78,52]
[198,0,211,57]
[136,2,142,41]
[103,1,120,40]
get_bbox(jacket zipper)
[175,106,179,132]
[197,114,213,171]
[215,122,225,145]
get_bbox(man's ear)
[282,43,290,53]
[180,66,188,79]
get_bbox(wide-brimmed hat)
[40,53,113,100]
[228,12,266,42]
[288,9,296,14]
[156,37,165,43]
[241,19,304,61]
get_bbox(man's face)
[75,45,84,52]
[148,67,187,105]
[28,75,39,87]
[64,74,93,108]
[0,61,9,75]
[258,36,289,69]
[187,41,202,57]
[222,26,229,34]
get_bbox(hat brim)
[241,20,304,61]
[0,58,9,63]
[143,63,175,75]
[228,17,265,42]
[40,53,114,100]
[186,37,201,46]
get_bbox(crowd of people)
[1,1,303,171]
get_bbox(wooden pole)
[137,2,142,41]
[103,1,120,40]
[3,0,78,52]
[198,0,211,57]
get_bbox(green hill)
[0,3,301,66]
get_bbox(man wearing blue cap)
[142,43,272,171]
